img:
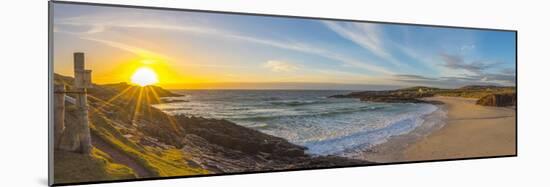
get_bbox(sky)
[52,3,516,90]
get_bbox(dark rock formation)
[174,116,306,157]
[476,93,516,107]
[139,114,372,173]
[330,90,442,104]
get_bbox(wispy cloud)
[500,67,515,75]
[390,54,516,87]
[53,21,174,61]
[323,21,401,67]
[393,74,436,81]
[83,24,106,34]
[54,14,395,75]
[440,53,495,74]
[80,37,172,60]
[439,53,515,85]
[460,44,476,53]
[226,34,394,74]
[55,16,218,36]
[392,74,498,88]
[264,60,299,72]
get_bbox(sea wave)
[269,100,332,106]
[156,90,442,157]
[231,105,385,121]
[297,104,439,155]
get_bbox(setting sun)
[131,67,159,86]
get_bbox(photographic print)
[50,1,516,185]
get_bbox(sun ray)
[131,87,145,124]
[147,86,163,104]
[148,86,182,133]
[143,86,154,120]
[92,86,133,112]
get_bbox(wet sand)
[357,96,516,163]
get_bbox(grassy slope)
[90,113,208,177]
[54,74,208,183]
[54,148,136,184]
[433,87,515,99]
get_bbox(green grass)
[53,148,136,184]
[434,88,515,99]
[89,113,209,177]
[92,148,137,179]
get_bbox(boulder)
[476,93,516,107]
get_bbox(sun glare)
[131,67,159,86]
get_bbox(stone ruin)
[54,52,93,154]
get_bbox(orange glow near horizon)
[57,54,347,90]
[53,56,225,88]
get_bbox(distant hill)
[459,85,505,90]
[330,84,516,107]
[398,86,441,91]
[101,82,181,97]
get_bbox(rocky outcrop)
[139,114,372,173]
[330,90,442,104]
[175,116,306,157]
[476,93,516,107]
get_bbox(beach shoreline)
[354,96,516,163]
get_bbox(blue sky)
[53,3,516,89]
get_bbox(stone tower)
[57,52,93,154]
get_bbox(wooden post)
[54,84,66,148]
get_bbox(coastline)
[150,88,516,165]
[353,96,516,163]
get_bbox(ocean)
[153,90,439,156]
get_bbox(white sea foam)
[154,90,442,156]
[291,104,438,155]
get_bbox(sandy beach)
[359,96,516,163]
